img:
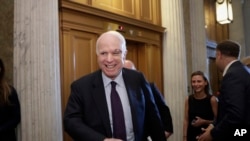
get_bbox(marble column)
[189,0,208,73]
[161,0,188,141]
[243,0,250,55]
[229,0,246,58]
[13,0,63,141]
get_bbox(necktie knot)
[111,81,117,88]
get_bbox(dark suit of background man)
[197,40,250,141]
[124,60,173,140]
[63,31,166,141]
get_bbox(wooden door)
[208,58,222,96]
[61,29,98,141]
[126,41,163,93]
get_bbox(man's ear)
[123,50,127,59]
[216,51,222,59]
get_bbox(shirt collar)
[102,70,124,87]
[222,60,238,76]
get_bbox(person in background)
[241,56,250,68]
[63,31,166,141]
[124,60,173,140]
[241,56,250,73]
[197,40,250,141]
[124,60,136,70]
[0,58,21,141]
[183,71,218,141]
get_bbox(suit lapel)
[92,71,112,137]
[123,69,145,141]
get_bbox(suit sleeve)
[150,83,173,133]
[140,76,166,141]
[211,71,247,139]
[63,83,106,141]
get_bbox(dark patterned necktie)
[110,81,127,141]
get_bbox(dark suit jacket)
[63,68,166,141]
[0,86,21,141]
[211,61,250,140]
[149,83,173,133]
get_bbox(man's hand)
[165,131,172,139]
[196,124,214,141]
[191,116,204,127]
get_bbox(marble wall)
[14,0,63,140]
[243,0,250,56]
[0,0,14,84]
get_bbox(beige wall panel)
[61,10,104,33]
[153,0,161,25]
[139,0,152,22]
[69,0,89,5]
[139,0,161,25]
[92,0,136,18]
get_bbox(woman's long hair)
[191,70,211,95]
[0,58,11,105]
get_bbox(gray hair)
[96,31,127,57]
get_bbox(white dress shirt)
[102,71,135,141]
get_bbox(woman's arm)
[210,96,218,120]
[192,96,218,127]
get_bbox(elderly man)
[63,31,166,141]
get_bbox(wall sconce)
[216,0,233,24]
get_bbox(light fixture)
[215,0,233,24]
